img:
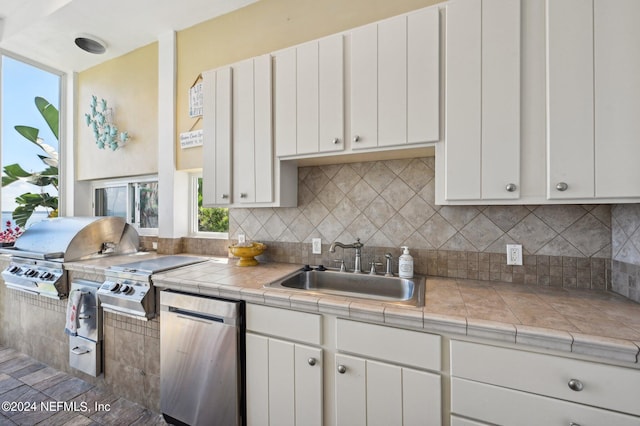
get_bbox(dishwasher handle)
[160,291,241,325]
[170,308,228,325]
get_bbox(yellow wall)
[176,0,442,170]
[76,42,159,180]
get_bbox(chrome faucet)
[384,253,394,277]
[329,238,364,273]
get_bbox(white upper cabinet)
[547,0,640,200]
[274,34,344,157]
[202,67,232,206]
[546,0,594,199]
[232,56,275,204]
[443,0,521,201]
[351,8,440,150]
[203,55,297,208]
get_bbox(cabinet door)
[594,0,640,198]
[445,0,481,200]
[253,54,273,203]
[202,68,232,206]
[350,24,378,149]
[318,35,344,153]
[274,48,297,157]
[335,353,441,426]
[407,7,439,144]
[246,333,269,426]
[335,354,367,425]
[546,0,594,199]
[445,0,520,201]
[296,42,320,155]
[247,334,322,426]
[233,58,256,203]
[481,0,520,199]
[378,15,407,147]
[351,9,439,151]
[294,344,323,426]
[233,56,273,204]
[274,36,344,157]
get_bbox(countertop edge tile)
[423,312,467,336]
[289,294,320,312]
[467,318,516,343]
[349,302,385,323]
[384,306,424,329]
[263,290,292,308]
[571,333,640,363]
[318,297,351,317]
[515,324,573,353]
[239,288,266,305]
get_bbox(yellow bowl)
[228,242,267,266]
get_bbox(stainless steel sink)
[266,269,425,307]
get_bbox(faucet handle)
[334,259,346,272]
[369,261,383,275]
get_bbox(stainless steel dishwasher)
[160,290,245,426]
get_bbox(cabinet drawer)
[246,304,321,345]
[452,377,640,426]
[337,319,441,370]
[451,340,640,416]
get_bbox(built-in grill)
[98,255,208,320]
[0,216,139,299]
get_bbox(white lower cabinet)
[335,319,442,426]
[245,305,443,426]
[246,334,322,426]
[450,340,640,425]
[335,354,441,426]
[246,304,323,426]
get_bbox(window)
[190,174,228,238]
[1,55,62,231]
[93,175,158,235]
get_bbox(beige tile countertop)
[148,257,640,366]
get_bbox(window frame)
[189,172,229,239]
[91,174,159,236]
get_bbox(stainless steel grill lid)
[2,216,139,261]
[1,216,140,299]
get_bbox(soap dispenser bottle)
[398,246,414,278]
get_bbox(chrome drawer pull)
[308,358,317,366]
[71,346,91,355]
[556,182,569,191]
[568,378,584,392]
[505,183,517,192]
[337,365,347,374]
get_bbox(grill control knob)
[9,266,21,273]
[25,269,39,277]
[120,284,131,294]
[107,282,120,292]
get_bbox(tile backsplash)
[611,204,640,302]
[224,157,612,290]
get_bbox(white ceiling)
[0,0,258,72]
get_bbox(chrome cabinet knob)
[505,183,517,192]
[556,182,569,192]
[569,423,581,426]
[332,138,340,145]
[221,194,229,199]
[337,365,347,374]
[568,379,584,392]
[240,193,247,198]
[307,357,317,366]
[353,135,360,143]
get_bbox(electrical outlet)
[312,238,322,254]
[238,234,246,244]
[506,244,523,266]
